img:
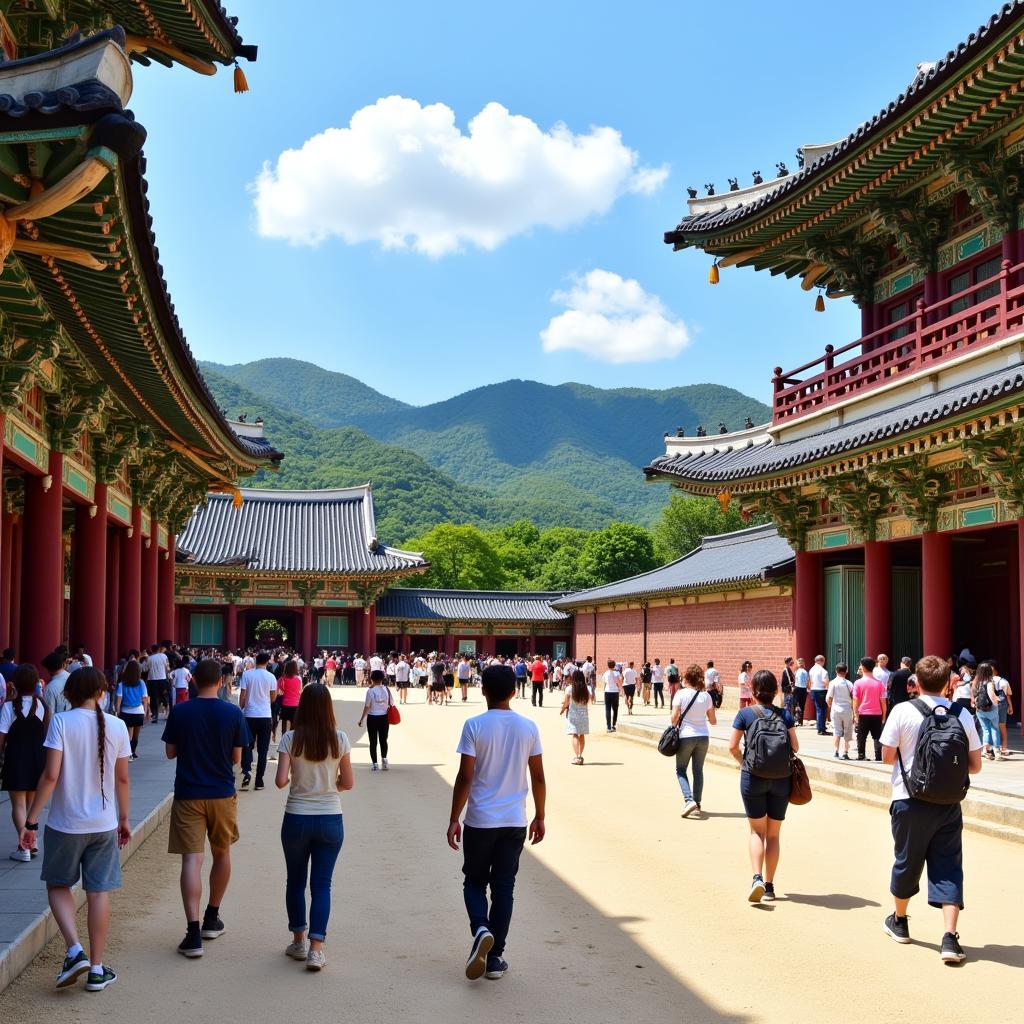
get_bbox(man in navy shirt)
[163,658,250,959]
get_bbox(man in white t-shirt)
[880,655,981,964]
[145,644,171,724]
[602,660,623,732]
[651,658,666,709]
[369,653,385,674]
[238,651,277,791]
[448,664,545,982]
[873,654,892,690]
[622,661,638,714]
[353,655,368,686]
[808,655,830,735]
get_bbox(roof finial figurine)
[796,148,805,169]
[728,177,739,191]
[718,421,728,434]
[254,416,263,425]
[744,415,755,429]
[686,186,698,199]
[776,161,789,177]
[704,183,715,196]
[752,170,763,184]
[237,412,247,423]
[676,426,685,437]
[696,425,706,438]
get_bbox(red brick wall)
[573,595,795,690]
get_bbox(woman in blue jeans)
[275,683,353,970]
[671,663,717,818]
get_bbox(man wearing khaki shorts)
[163,658,249,959]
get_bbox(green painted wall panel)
[316,615,349,648]
[891,567,922,662]
[190,612,223,646]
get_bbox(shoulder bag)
[386,686,401,725]
[789,753,812,805]
[657,691,700,757]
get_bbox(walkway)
[5,689,1022,1023]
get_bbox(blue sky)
[131,0,1002,406]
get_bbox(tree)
[578,522,657,587]
[652,495,753,563]
[408,524,505,590]
[488,520,542,589]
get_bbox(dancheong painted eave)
[177,488,429,576]
[663,2,1024,276]
[551,524,794,610]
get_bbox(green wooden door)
[824,565,865,669]
[891,566,922,662]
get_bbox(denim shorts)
[41,826,121,892]
[739,771,791,821]
[998,701,1008,724]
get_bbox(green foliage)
[407,524,505,590]
[578,522,658,586]
[652,495,761,563]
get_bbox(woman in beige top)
[275,683,353,971]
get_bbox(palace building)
[642,3,1024,700]
[0,6,273,670]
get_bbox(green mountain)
[202,359,770,529]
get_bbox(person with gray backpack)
[880,655,982,964]
[728,669,799,904]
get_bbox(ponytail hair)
[11,663,39,721]
[64,667,109,809]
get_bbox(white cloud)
[540,269,689,363]
[252,96,668,257]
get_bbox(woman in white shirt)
[276,683,353,971]
[671,664,717,817]
[357,670,394,771]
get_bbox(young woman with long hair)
[559,669,591,765]
[972,661,1002,761]
[0,663,50,861]
[671,663,717,818]
[357,670,394,771]
[22,667,131,991]
[115,659,149,760]
[275,683,353,971]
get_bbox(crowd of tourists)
[0,632,1014,990]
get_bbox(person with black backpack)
[728,669,799,903]
[880,655,982,964]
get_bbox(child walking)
[448,664,545,982]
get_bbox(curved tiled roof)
[552,525,794,609]
[178,488,426,574]
[665,2,1024,243]
[377,589,570,623]
[645,366,1024,485]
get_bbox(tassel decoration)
[708,261,720,285]
[814,291,825,313]
[233,62,249,94]
[232,488,243,509]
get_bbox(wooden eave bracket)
[123,33,217,76]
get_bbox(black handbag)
[657,691,700,756]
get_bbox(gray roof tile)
[377,589,570,623]
[551,524,793,608]
[177,487,426,574]
[645,366,1024,484]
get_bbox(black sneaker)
[177,929,204,958]
[484,956,509,980]
[763,882,776,901]
[201,915,225,940]
[240,773,251,791]
[84,966,117,991]
[748,874,766,903]
[254,783,265,791]
[465,927,494,980]
[940,932,966,964]
[55,949,90,988]
[884,913,911,944]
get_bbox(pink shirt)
[853,676,884,715]
[279,674,302,708]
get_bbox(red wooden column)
[9,517,22,657]
[118,506,143,656]
[21,452,64,668]
[302,603,313,659]
[864,540,892,660]
[366,605,377,654]
[922,530,953,657]
[0,493,13,650]
[140,516,159,647]
[224,602,238,653]
[71,483,107,665]
[157,532,176,642]
[794,549,822,665]
[105,526,120,668]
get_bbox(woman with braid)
[21,667,132,992]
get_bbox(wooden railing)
[772,259,1024,423]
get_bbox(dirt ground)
[4,688,1021,1024]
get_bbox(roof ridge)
[219,485,373,501]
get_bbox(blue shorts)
[889,799,963,908]
[998,701,1008,725]
[41,826,121,892]
[739,771,790,821]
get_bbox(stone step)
[613,720,1024,844]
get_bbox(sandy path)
[5,689,1021,1024]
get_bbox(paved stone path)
[5,688,1022,1023]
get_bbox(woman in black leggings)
[357,669,393,771]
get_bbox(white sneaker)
[371,763,380,771]
[9,848,30,862]
[681,800,698,818]
[381,759,389,771]
[285,940,308,961]
[306,948,326,971]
